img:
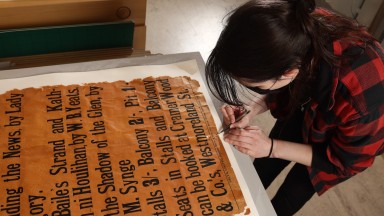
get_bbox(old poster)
[0,75,250,215]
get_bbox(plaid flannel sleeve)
[311,109,384,176]
[311,41,384,177]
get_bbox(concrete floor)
[145,0,384,215]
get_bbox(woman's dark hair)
[206,0,376,110]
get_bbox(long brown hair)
[206,0,376,112]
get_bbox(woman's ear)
[282,68,299,79]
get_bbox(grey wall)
[325,0,364,18]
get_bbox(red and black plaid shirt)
[267,39,384,195]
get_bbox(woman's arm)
[223,126,313,167]
[272,139,312,166]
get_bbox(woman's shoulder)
[332,38,383,86]
[330,39,384,119]
[332,36,383,57]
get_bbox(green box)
[0,21,135,58]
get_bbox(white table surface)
[0,52,276,216]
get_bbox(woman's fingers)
[225,105,237,123]
[221,105,230,124]
[233,145,252,156]
[221,105,244,124]
[221,105,253,130]
[227,138,255,157]
[224,134,255,147]
[223,126,270,158]
[230,117,252,130]
[221,105,234,124]
[226,126,261,137]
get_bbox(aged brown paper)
[0,76,249,215]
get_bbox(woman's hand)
[223,126,273,158]
[221,105,251,129]
[224,126,313,166]
[221,96,268,129]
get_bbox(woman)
[205,0,384,215]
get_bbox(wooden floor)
[146,0,384,215]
